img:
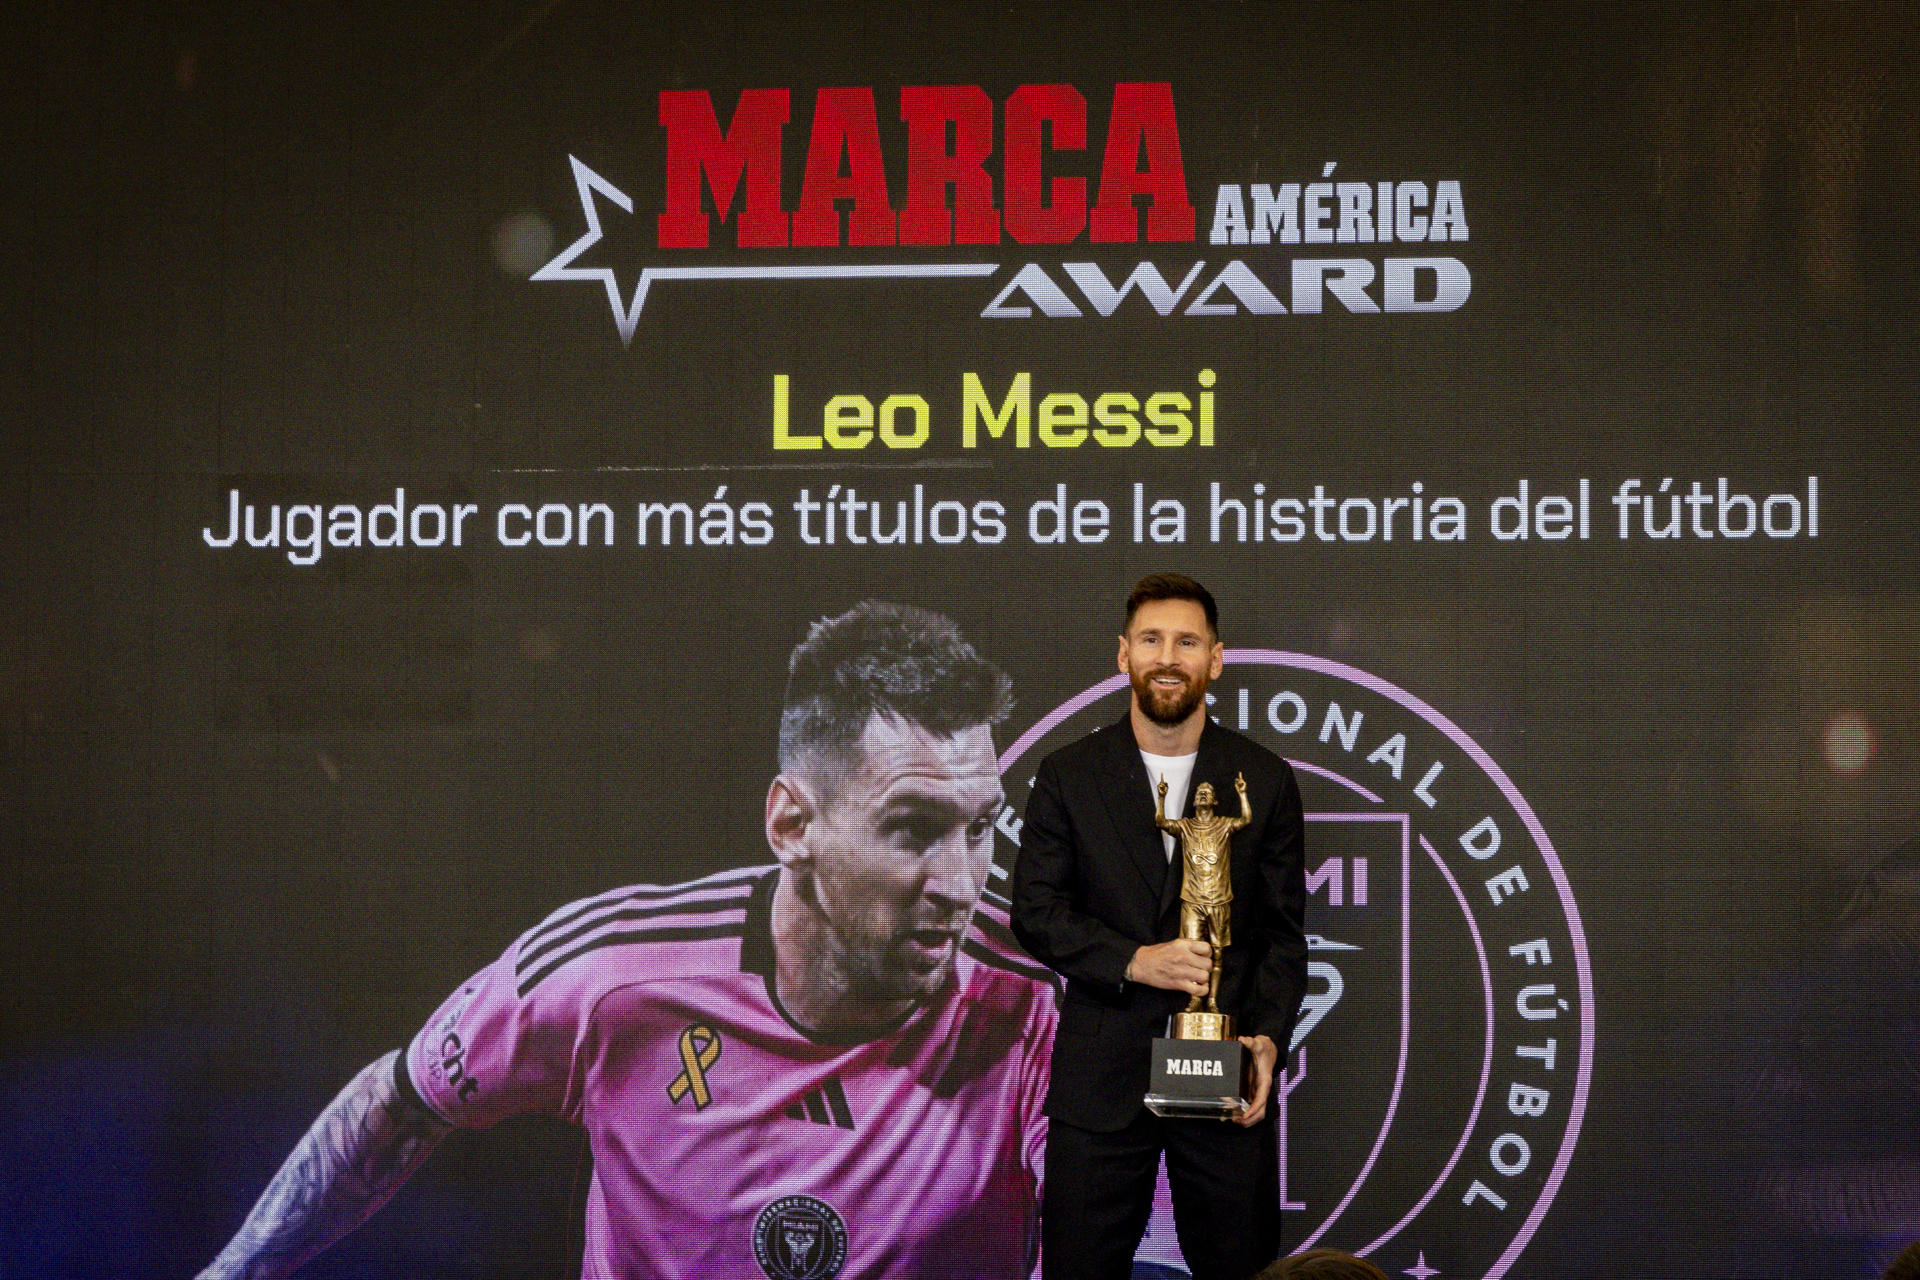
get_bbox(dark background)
[5,3,1919,1277]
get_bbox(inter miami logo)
[992,652,1594,1280]
[753,1195,849,1280]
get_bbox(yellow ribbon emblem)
[667,1024,722,1109]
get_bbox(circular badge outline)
[752,1193,850,1280]
[1290,757,1497,1260]
[998,650,1594,1280]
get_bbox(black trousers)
[1042,1109,1280,1280]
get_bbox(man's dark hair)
[1253,1249,1389,1280]
[1124,572,1219,638]
[779,600,1014,776]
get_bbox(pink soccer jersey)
[404,866,1056,1280]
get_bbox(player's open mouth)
[908,927,957,952]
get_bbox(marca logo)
[531,83,1473,339]
[1165,1059,1226,1078]
[992,652,1591,1280]
[656,84,1194,249]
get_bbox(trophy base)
[1143,1091,1250,1120]
[1143,1033,1252,1120]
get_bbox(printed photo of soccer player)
[195,601,1054,1280]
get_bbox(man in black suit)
[1011,573,1309,1280]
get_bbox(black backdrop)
[6,4,1920,1278]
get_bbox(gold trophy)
[1144,772,1255,1118]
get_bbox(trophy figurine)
[1144,772,1256,1118]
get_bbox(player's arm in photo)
[195,1051,447,1280]
[196,903,584,1280]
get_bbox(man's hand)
[1233,1034,1279,1126]
[1127,939,1212,996]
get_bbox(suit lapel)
[1158,718,1236,917]
[1092,717,1175,903]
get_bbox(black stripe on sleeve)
[801,1090,830,1126]
[521,873,761,954]
[516,922,745,997]
[523,884,647,950]
[516,893,751,978]
[392,1047,438,1120]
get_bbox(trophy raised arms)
[1155,773,1251,1019]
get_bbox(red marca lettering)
[793,87,895,246]
[655,83,1195,249]
[656,88,790,249]
[1090,82,1195,243]
[900,84,997,245]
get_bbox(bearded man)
[1011,573,1308,1280]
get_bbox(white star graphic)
[530,155,1000,344]
[531,155,647,344]
[1403,1251,1440,1280]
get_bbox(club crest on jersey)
[753,1195,849,1280]
[666,1023,722,1110]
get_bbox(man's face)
[1120,597,1224,728]
[796,716,1004,1007]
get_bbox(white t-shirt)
[1140,749,1199,860]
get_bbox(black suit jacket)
[1010,714,1308,1132]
